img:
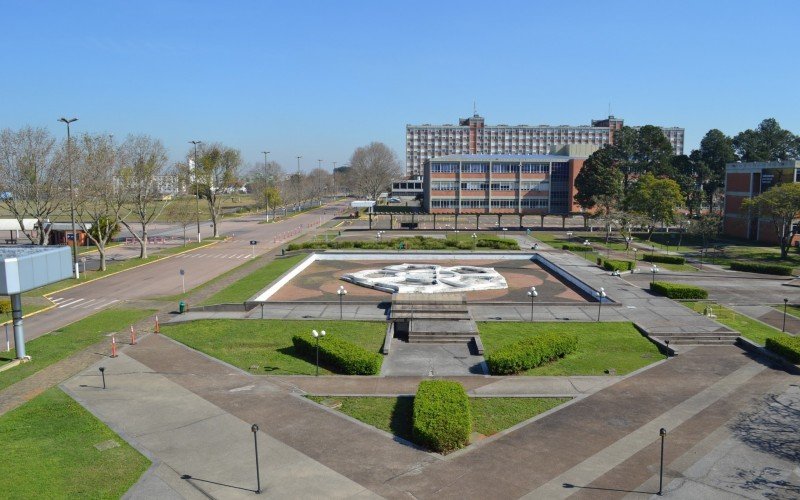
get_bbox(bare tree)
[348,142,402,200]
[117,134,170,258]
[307,168,331,204]
[74,133,131,270]
[0,127,66,244]
[163,194,197,246]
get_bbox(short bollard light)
[99,366,106,389]
[658,427,667,495]
[596,287,607,322]
[337,286,347,320]
[782,298,789,332]
[251,424,262,494]
[651,265,660,285]
[312,329,326,376]
[527,286,538,322]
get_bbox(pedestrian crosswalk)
[173,252,254,260]
[49,297,120,310]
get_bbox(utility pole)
[58,117,79,276]
[262,151,270,220]
[190,141,202,242]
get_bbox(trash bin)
[179,301,186,314]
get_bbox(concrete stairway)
[390,293,483,352]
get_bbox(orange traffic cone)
[111,335,118,358]
[130,325,137,345]
[154,315,160,334]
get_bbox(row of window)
[430,163,560,173]
[430,199,549,209]
[432,181,547,191]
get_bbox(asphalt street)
[12,202,349,348]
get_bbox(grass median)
[163,319,385,375]
[0,308,155,391]
[307,395,569,446]
[682,301,789,345]
[199,253,307,305]
[0,387,150,498]
[478,322,665,376]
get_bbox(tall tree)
[611,126,674,197]
[348,142,402,200]
[74,133,131,270]
[743,182,800,259]
[189,143,241,238]
[733,118,799,162]
[668,154,703,216]
[163,196,197,246]
[626,173,684,240]
[574,146,623,242]
[0,127,66,244]
[696,129,737,211]
[117,134,170,258]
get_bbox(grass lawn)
[478,322,665,376]
[199,253,307,305]
[0,301,50,325]
[163,319,385,375]
[682,301,789,346]
[0,387,150,498]
[22,239,221,299]
[0,308,155,392]
[306,395,569,447]
[782,304,800,319]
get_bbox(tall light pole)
[312,329,326,376]
[262,151,270,221]
[332,161,337,198]
[59,117,79,277]
[337,285,347,320]
[783,298,789,332]
[190,141,202,242]
[296,155,302,175]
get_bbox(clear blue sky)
[2,0,798,173]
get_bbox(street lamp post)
[566,231,573,242]
[783,298,789,332]
[296,155,302,175]
[582,239,591,260]
[58,117,79,276]
[596,287,606,322]
[262,151,270,221]
[251,424,262,494]
[651,265,660,285]
[312,329,326,376]
[190,141,202,242]
[658,428,667,495]
[527,286,538,322]
[337,286,347,320]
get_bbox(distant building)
[406,114,684,176]
[422,149,591,216]
[390,177,423,199]
[723,160,800,243]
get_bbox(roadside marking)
[58,298,85,308]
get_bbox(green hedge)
[486,332,578,375]
[562,243,590,252]
[291,335,382,375]
[412,380,471,453]
[601,259,634,272]
[286,236,518,252]
[730,261,794,276]
[641,254,686,265]
[765,336,800,364]
[649,281,708,299]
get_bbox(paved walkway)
[58,332,798,499]
[381,340,487,376]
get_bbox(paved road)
[13,202,349,348]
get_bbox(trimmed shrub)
[285,236,519,252]
[412,380,471,453]
[649,281,708,299]
[291,335,382,375]
[0,298,10,315]
[562,243,589,252]
[486,332,579,375]
[765,336,800,364]
[641,254,686,265]
[602,259,634,272]
[730,261,794,276]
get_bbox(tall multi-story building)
[723,160,800,243]
[406,114,684,176]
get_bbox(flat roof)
[725,159,799,172]
[429,154,572,162]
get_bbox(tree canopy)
[733,118,799,162]
[743,182,800,259]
